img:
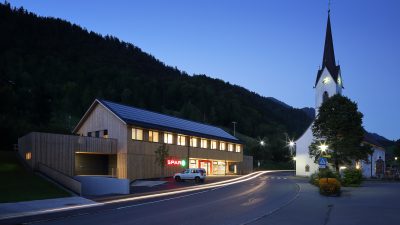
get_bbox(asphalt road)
[5,171,298,225]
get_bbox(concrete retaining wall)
[74,176,130,196]
[38,163,82,195]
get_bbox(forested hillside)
[0,3,312,161]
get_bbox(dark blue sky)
[8,0,400,140]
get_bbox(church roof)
[364,132,385,149]
[315,12,341,87]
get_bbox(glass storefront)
[189,158,227,175]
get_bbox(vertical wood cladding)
[18,132,117,176]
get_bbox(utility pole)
[232,121,237,137]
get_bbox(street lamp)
[260,140,265,146]
[395,157,398,161]
[319,143,328,153]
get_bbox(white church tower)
[295,11,344,176]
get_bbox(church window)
[305,164,310,172]
[323,91,329,103]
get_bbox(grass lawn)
[0,151,70,203]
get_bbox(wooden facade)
[19,100,250,181]
[18,132,117,176]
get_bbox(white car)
[174,168,206,183]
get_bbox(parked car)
[174,168,206,183]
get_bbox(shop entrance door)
[199,160,212,175]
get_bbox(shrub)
[319,178,341,196]
[310,169,341,187]
[309,172,320,186]
[342,168,362,186]
[318,169,340,179]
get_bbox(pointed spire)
[315,10,341,87]
[322,11,336,73]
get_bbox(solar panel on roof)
[98,99,239,143]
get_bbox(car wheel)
[195,176,201,183]
[175,176,181,182]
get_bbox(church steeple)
[315,11,341,87]
[322,12,336,74]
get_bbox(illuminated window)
[219,142,226,151]
[190,137,198,147]
[103,130,108,138]
[164,133,173,144]
[211,140,217,150]
[25,152,32,160]
[177,135,186,146]
[149,130,159,142]
[201,139,208,149]
[228,143,234,152]
[132,128,143,140]
[235,145,241,152]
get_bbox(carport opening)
[74,153,117,176]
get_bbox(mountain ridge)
[0,3,311,161]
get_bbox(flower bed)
[319,178,341,196]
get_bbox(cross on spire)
[328,0,331,13]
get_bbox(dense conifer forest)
[0,3,313,162]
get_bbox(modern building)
[19,99,251,181]
[294,11,385,177]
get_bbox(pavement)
[250,178,400,225]
[129,175,240,195]
[2,172,400,225]
[0,174,242,222]
[0,197,101,221]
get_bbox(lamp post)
[288,140,296,176]
[257,138,266,170]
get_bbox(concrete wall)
[74,176,129,196]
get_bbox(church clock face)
[322,77,330,84]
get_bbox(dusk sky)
[8,0,400,140]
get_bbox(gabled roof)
[74,99,240,143]
[315,12,342,87]
[364,132,385,149]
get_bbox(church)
[294,11,385,177]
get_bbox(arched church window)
[323,91,329,103]
[305,164,310,172]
